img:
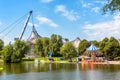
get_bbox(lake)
[0,62,120,80]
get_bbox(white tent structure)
[26,25,41,58]
[87,44,99,51]
[27,25,41,44]
[71,37,81,49]
[86,44,104,60]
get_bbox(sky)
[0,0,120,45]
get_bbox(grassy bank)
[36,57,78,63]
[0,59,3,63]
[22,58,34,61]
[22,57,77,63]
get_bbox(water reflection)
[0,62,120,80]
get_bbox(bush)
[22,58,34,61]
[114,57,120,60]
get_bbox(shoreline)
[77,61,120,64]
[1,59,120,65]
[34,59,120,65]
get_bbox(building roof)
[27,25,41,44]
[87,44,99,51]
[71,37,81,48]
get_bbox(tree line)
[78,37,120,60]
[0,34,120,63]
[0,0,120,63]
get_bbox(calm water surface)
[0,62,120,80]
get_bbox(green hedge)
[22,57,77,62]
[114,57,120,60]
[22,58,34,61]
[36,57,49,61]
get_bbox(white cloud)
[4,37,12,45]
[82,2,92,8]
[40,0,53,3]
[55,5,80,21]
[0,34,12,45]
[91,7,100,13]
[80,0,92,8]
[94,0,107,4]
[28,22,39,27]
[83,14,120,40]
[36,16,58,28]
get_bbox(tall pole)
[19,10,32,40]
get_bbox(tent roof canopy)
[87,44,99,51]
[27,25,41,44]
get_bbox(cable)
[2,18,26,39]
[0,12,28,34]
[1,11,35,39]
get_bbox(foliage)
[0,39,4,51]
[98,37,120,60]
[103,37,120,59]
[34,37,50,57]
[92,40,99,47]
[34,38,43,57]
[99,37,109,53]
[34,34,63,57]
[114,57,120,60]
[41,37,50,57]
[60,42,77,59]
[11,40,29,63]
[22,58,34,61]
[102,0,120,59]
[1,33,120,62]
[2,44,13,63]
[49,34,63,57]
[78,39,90,55]
[0,39,4,55]
[103,0,120,14]
[2,40,29,63]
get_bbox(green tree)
[34,34,63,57]
[11,40,29,62]
[2,40,29,63]
[103,0,120,14]
[60,42,77,60]
[0,39,4,56]
[99,37,109,53]
[78,39,90,55]
[93,40,99,47]
[0,39,4,51]
[103,37,120,59]
[2,44,13,63]
[49,34,63,57]
[41,37,50,57]
[34,38,43,57]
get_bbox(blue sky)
[0,0,120,44]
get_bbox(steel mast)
[19,10,32,40]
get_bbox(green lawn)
[0,59,3,63]
[22,57,77,62]
[22,57,78,63]
[34,57,77,62]
[22,58,34,61]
